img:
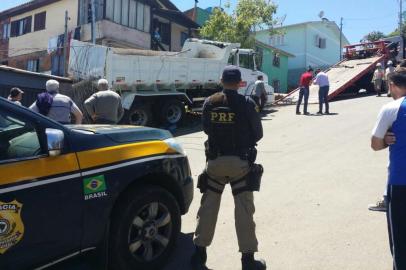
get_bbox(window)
[10,16,32,37]
[228,54,236,65]
[129,0,137,28]
[239,53,255,70]
[315,35,326,49]
[113,0,121,24]
[272,80,281,92]
[143,5,150,33]
[34,12,46,31]
[0,111,43,162]
[269,34,285,46]
[121,0,129,26]
[27,59,40,72]
[105,0,151,32]
[255,47,263,71]
[273,53,280,67]
[154,20,170,45]
[2,23,10,39]
[136,2,144,31]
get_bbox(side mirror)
[46,128,64,157]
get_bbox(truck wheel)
[127,105,153,126]
[160,100,185,126]
[109,186,181,270]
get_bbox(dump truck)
[69,39,274,126]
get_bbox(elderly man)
[84,79,124,124]
[30,79,83,124]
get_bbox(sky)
[0,0,402,43]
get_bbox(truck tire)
[127,105,153,126]
[109,186,181,270]
[159,100,185,126]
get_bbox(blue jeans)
[318,86,330,113]
[296,87,309,113]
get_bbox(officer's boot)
[241,253,266,270]
[191,245,208,270]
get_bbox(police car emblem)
[0,200,24,254]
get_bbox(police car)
[0,97,193,270]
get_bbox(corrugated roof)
[0,0,61,20]
[0,65,72,82]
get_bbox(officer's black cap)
[222,65,242,83]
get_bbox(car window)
[0,110,43,162]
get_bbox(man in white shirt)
[372,63,384,97]
[370,61,406,269]
[385,61,395,97]
[30,80,83,124]
[313,69,330,114]
[252,75,267,112]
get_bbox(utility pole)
[193,0,198,22]
[339,17,343,61]
[62,10,68,77]
[91,0,96,44]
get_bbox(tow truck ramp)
[279,56,384,104]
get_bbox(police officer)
[191,66,266,270]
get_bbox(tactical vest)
[206,92,253,157]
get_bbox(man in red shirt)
[296,67,314,115]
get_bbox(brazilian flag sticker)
[83,175,107,195]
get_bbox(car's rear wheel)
[109,186,181,270]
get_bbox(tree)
[362,31,386,42]
[200,0,278,48]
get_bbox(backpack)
[36,92,54,116]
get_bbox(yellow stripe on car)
[77,140,176,170]
[0,154,80,186]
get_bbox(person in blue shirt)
[371,60,406,270]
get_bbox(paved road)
[165,94,393,270]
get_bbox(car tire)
[109,186,181,270]
[159,100,185,126]
[126,104,154,126]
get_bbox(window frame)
[27,59,40,72]
[10,16,32,37]
[273,52,280,67]
[34,11,46,31]
[2,23,10,40]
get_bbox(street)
[165,94,393,270]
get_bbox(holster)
[197,170,209,193]
[247,163,264,192]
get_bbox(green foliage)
[362,31,386,42]
[200,0,278,48]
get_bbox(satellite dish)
[318,11,325,19]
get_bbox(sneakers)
[296,111,301,115]
[191,246,208,270]
[317,111,323,115]
[242,253,266,270]
[304,112,310,115]
[368,197,387,212]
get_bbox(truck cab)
[228,49,274,104]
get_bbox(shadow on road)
[164,232,212,270]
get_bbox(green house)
[255,41,294,93]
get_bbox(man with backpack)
[30,79,83,124]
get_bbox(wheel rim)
[128,202,172,262]
[130,110,147,126]
[165,105,182,124]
